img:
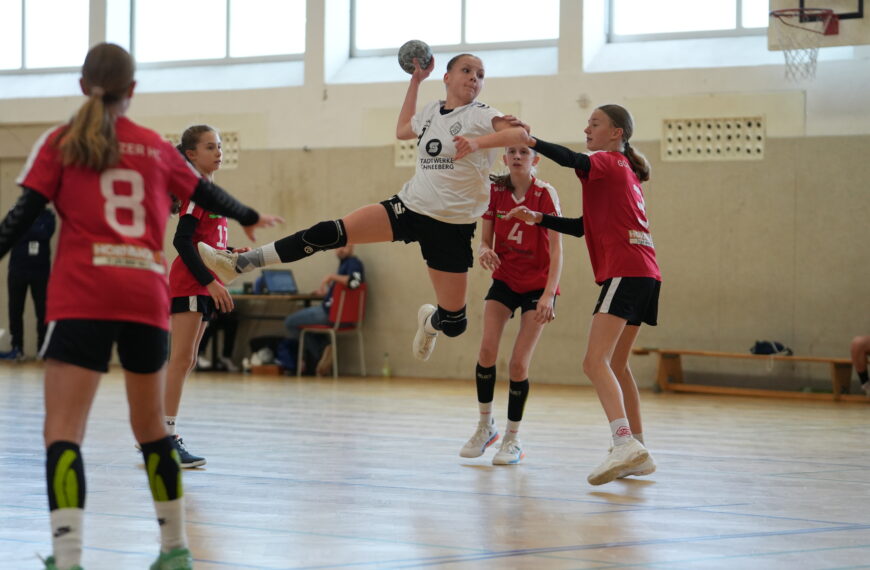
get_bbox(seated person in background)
[850,335,870,396]
[284,245,364,375]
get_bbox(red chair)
[297,282,367,378]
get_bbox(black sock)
[431,306,467,337]
[140,436,183,501]
[46,441,86,511]
[859,370,869,384]
[274,219,348,263]
[475,363,496,404]
[507,379,530,422]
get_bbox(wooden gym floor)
[1,363,869,569]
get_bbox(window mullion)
[20,0,26,69]
[461,0,467,44]
[225,0,231,59]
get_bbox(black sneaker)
[173,435,206,468]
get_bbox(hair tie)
[91,86,105,98]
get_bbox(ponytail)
[622,141,650,183]
[57,43,135,172]
[597,104,651,182]
[58,92,119,171]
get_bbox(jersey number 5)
[100,169,146,238]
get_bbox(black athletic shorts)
[41,319,169,374]
[170,295,216,322]
[381,195,476,273]
[593,277,660,326]
[485,279,553,316]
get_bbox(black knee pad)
[301,219,348,252]
[434,305,467,337]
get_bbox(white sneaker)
[197,242,241,285]
[412,304,438,361]
[587,439,649,486]
[616,453,656,478]
[196,355,212,369]
[459,421,499,458]
[219,356,240,372]
[492,438,524,465]
[862,383,870,397]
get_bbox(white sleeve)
[411,101,439,136]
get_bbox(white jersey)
[398,100,502,224]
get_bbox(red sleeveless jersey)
[483,177,561,293]
[17,116,201,330]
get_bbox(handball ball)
[398,40,433,74]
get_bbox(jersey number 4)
[506,222,524,244]
[100,169,146,238]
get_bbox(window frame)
[607,0,768,44]
[0,0,305,75]
[349,0,558,58]
[129,0,305,68]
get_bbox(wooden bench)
[632,348,865,402]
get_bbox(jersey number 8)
[100,169,146,238]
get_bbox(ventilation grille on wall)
[662,117,765,161]
[394,139,417,167]
[164,131,241,170]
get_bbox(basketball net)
[770,8,836,82]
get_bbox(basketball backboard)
[769,0,867,50]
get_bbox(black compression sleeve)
[172,215,215,287]
[190,179,259,226]
[0,189,49,260]
[538,214,584,238]
[533,138,591,173]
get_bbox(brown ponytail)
[597,104,650,182]
[58,43,135,171]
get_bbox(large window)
[133,0,305,64]
[609,0,769,42]
[0,0,89,70]
[352,0,559,54]
[0,0,305,71]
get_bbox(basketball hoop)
[770,8,838,81]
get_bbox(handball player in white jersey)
[199,53,530,361]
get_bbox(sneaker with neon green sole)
[150,547,193,570]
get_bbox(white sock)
[165,416,177,436]
[610,418,633,446]
[154,498,188,552]
[634,432,644,445]
[50,508,84,569]
[504,420,521,440]
[260,243,281,266]
[478,402,493,426]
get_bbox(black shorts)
[485,279,552,316]
[170,295,216,322]
[593,277,660,326]
[40,319,169,374]
[381,195,476,273]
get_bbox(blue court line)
[298,524,870,569]
[606,541,870,569]
[587,503,858,527]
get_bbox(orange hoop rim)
[770,8,836,34]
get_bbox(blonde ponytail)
[58,43,135,171]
